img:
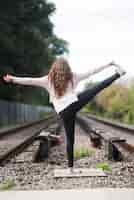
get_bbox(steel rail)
[0,114,57,165]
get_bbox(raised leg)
[73,73,120,113]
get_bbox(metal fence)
[0,99,52,127]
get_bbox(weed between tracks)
[74,147,95,159]
[96,162,112,172]
[0,179,16,190]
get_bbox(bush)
[96,163,112,172]
[74,147,95,159]
[0,179,16,190]
[84,82,134,125]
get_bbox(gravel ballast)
[0,123,134,190]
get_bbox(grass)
[0,179,16,191]
[96,162,112,172]
[74,147,95,159]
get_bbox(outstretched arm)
[3,74,48,88]
[74,61,115,82]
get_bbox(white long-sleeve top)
[12,65,109,113]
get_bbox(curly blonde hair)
[48,58,74,97]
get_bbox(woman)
[3,58,126,171]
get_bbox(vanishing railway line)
[78,112,134,161]
[0,113,59,165]
[1,111,134,165]
[1,111,134,166]
[0,112,134,189]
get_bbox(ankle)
[69,166,74,173]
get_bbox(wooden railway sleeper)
[105,137,126,161]
[33,131,61,162]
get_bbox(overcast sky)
[50,0,134,85]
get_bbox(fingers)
[3,75,7,81]
[109,60,116,66]
[3,74,12,82]
[109,60,121,67]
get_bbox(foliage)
[0,0,68,105]
[84,80,134,125]
[74,147,95,159]
[0,179,16,190]
[96,163,112,172]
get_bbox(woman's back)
[47,72,81,113]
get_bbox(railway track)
[1,110,134,166]
[0,113,59,165]
[79,112,134,161]
[0,113,134,189]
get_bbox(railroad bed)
[0,113,134,190]
[0,113,58,165]
[80,113,134,160]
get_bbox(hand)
[3,74,14,83]
[108,60,116,66]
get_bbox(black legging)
[59,73,120,167]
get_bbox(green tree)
[85,83,130,122]
[0,0,68,105]
[123,82,134,124]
